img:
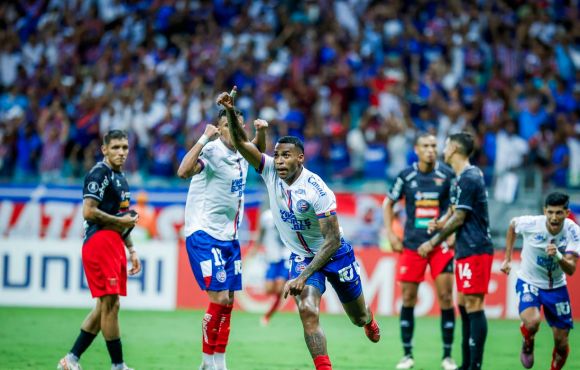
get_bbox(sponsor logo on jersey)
[533,233,547,243]
[416,207,439,218]
[280,210,312,231]
[296,199,310,213]
[434,177,445,186]
[415,200,439,207]
[230,178,244,196]
[307,176,327,197]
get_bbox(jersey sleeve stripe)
[565,251,579,257]
[197,159,205,172]
[257,154,266,173]
[83,194,102,201]
[316,210,337,219]
[455,205,473,211]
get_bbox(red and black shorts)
[455,254,493,295]
[396,245,454,283]
[82,230,127,298]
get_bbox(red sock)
[265,293,282,320]
[313,355,332,370]
[551,345,569,370]
[202,303,225,355]
[520,322,533,341]
[215,304,233,353]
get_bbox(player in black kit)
[384,133,457,370]
[58,130,140,370]
[419,132,494,370]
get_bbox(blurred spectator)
[493,119,529,203]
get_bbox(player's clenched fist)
[283,276,307,298]
[203,124,220,141]
[254,119,269,131]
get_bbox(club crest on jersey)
[216,268,227,283]
[434,177,445,186]
[296,199,310,213]
[88,181,99,193]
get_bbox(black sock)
[441,308,455,359]
[459,305,470,368]
[70,329,97,359]
[106,338,124,365]
[468,310,487,370]
[400,306,415,357]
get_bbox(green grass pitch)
[0,307,577,369]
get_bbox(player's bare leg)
[434,272,457,370]
[99,294,132,370]
[459,294,486,370]
[58,300,102,370]
[519,307,541,369]
[262,278,285,325]
[341,291,380,343]
[550,327,570,370]
[202,290,233,370]
[296,286,332,370]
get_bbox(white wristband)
[554,250,563,261]
[197,134,209,147]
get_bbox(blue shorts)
[516,278,573,329]
[289,240,362,303]
[266,260,289,281]
[185,230,242,292]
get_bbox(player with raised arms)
[217,87,380,370]
[177,104,266,370]
[501,192,580,370]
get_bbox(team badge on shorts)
[216,268,227,283]
[295,263,306,273]
[521,293,534,303]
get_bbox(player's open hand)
[253,119,269,131]
[203,124,220,141]
[216,86,237,110]
[500,259,511,275]
[283,277,306,298]
[417,241,433,258]
[128,251,141,275]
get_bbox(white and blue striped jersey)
[257,154,343,257]
[183,139,248,241]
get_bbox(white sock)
[66,353,79,363]
[214,352,226,369]
[202,353,215,366]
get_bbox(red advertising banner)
[176,246,580,319]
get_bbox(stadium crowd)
[0,0,579,189]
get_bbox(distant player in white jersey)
[501,192,580,370]
[217,87,380,370]
[253,207,291,325]
[177,108,266,370]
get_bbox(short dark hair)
[414,132,436,145]
[449,132,474,157]
[103,130,128,145]
[545,192,569,209]
[277,136,304,153]
[218,109,243,119]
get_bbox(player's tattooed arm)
[300,215,342,279]
[83,198,138,229]
[428,209,466,248]
[501,219,517,274]
[419,209,463,257]
[251,119,268,153]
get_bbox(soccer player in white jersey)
[177,109,266,370]
[217,88,380,370]
[501,192,580,370]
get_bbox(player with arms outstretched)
[217,87,380,370]
[501,192,580,370]
[57,130,141,370]
[418,132,493,370]
[177,108,266,370]
[384,133,457,370]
